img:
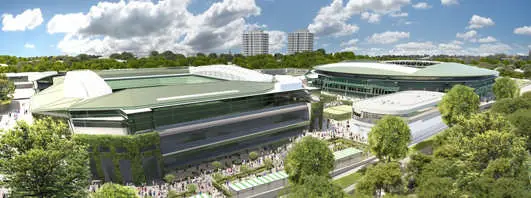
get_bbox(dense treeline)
[0,50,530,79]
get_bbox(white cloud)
[1,8,43,31]
[340,39,360,51]
[340,39,359,47]
[267,30,287,53]
[389,12,408,18]
[478,36,497,43]
[441,0,459,6]
[450,40,464,45]
[412,2,431,9]
[438,42,462,51]
[308,0,359,37]
[469,43,512,56]
[456,30,477,41]
[357,40,514,56]
[361,12,381,23]
[50,0,263,56]
[514,26,531,35]
[390,41,442,55]
[468,15,495,29]
[24,43,35,49]
[308,0,410,37]
[47,13,89,34]
[528,45,531,49]
[367,31,409,44]
[345,0,411,14]
[390,41,468,55]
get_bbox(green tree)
[490,97,531,115]
[248,151,259,161]
[416,112,528,197]
[368,116,411,162]
[187,184,197,194]
[240,164,250,173]
[150,51,159,57]
[0,118,90,197]
[211,161,222,170]
[493,77,520,99]
[91,183,138,198]
[289,175,345,198]
[507,109,531,150]
[405,152,432,192]
[356,162,404,198]
[264,158,274,170]
[438,84,480,126]
[0,73,15,104]
[285,136,334,184]
[163,173,176,183]
[167,190,179,198]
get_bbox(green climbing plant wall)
[73,132,163,185]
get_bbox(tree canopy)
[368,116,411,162]
[490,97,531,115]
[288,175,345,198]
[438,85,480,126]
[413,111,528,197]
[356,162,404,198]
[0,73,15,104]
[508,108,531,146]
[0,117,90,197]
[91,183,138,198]
[493,77,520,99]
[285,136,334,184]
[2,52,528,79]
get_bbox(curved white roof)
[63,70,112,99]
[315,61,498,77]
[273,75,303,92]
[317,62,419,74]
[190,64,274,82]
[353,91,444,115]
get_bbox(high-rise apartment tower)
[242,31,269,56]
[288,30,314,54]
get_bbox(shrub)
[187,184,197,194]
[249,151,259,161]
[211,161,222,170]
[163,173,176,183]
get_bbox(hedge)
[74,132,163,185]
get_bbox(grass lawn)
[333,172,363,189]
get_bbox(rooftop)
[31,65,305,113]
[334,147,362,160]
[314,61,498,77]
[229,171,288,192]
[104,75,221,90]
[69,81,274,111]
[96,67,189,79]
[352,90,444,115]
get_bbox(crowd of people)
[85,118,366,197]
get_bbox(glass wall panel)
[163,127,304,168]
[159,109,308,154]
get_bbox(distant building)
[528,50,531,60]
[288,30,314,54]
[242,31,269,56]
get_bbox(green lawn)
[333,172,362,189]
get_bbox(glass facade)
[69,90,309,133]
[312,71,496,98]
[163,126,305,168]
[159,108,308,154]
[128,90,308,133]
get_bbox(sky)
[0,0,530,57]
